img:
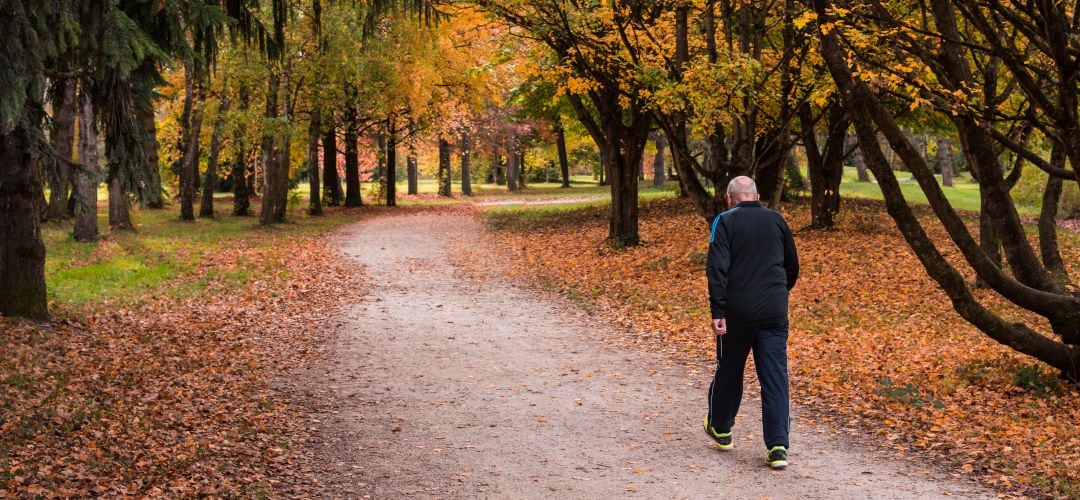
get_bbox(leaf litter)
[1,208,370,497]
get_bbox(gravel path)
[308,211,998,499]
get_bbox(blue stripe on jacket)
[709,207,740,243]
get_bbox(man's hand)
[712,318,727,336]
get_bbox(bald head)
[726,176,759,207]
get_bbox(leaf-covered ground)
[1,207,367,497]
[478,197,1080,498]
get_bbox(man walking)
[703,176,799,469]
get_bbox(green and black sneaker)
[702,417,733,451]
[766,446,788,469]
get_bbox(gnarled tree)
[812,0,1080,380]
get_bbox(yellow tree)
[473,0,657,245]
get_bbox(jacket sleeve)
[706,215,730,319]
[781,218,799,290]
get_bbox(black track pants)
[707,323,790,449]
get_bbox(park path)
[306,211,997,499]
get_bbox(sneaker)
[702,417,733,451]
[766,446,788,469]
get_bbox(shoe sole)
[769,460,788,469]
[703,417,734,451]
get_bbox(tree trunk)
[200,90,231,218]
[309,0,324,217]
[231,131,250,216]
[179,66,205,222]
[494,156,505,185]
[343,104,362,207]
[308,107,323,215]
[652,132,666,188]
[438,138,452,197]
[386,129,397,206]
[975,186,1002,288]
[460,131,472,196]
[517,149,526,190]
[138,92,164,209]
[638,152,645,181]
[231,86,251,216]
[506,145,519,192]
[273,63,293,222]
[767,158,786,208]
[850,133,870,182]
[601,138,644,246]
[260,70,289,224]
[557,124,571,188]
[74,83,100,242]
[1039,173,1068,280]
[374,131,386,188]
[322,123,343,206]
[407,151,418,195]
[815,2,1080,379]
[0,107,49,319]
[108,177,132,230]
[1039,144,1068,282]
[937,136,954,187]
[804,102,848,229]
[47,78,76,221]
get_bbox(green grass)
[480,180,678,222]
[831,166,998,214]
[41,199,351,308]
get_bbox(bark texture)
[108,176,132,230]
[200,91,231,218]
[0,108,49,319]
[322,124,343,206]
[386,130,397,206]
[556,124,570,188]
[231,132,250,216]
[438,138,452,197]
[937,137,954,187]
[460,132,472,196]
[138,93,164,209]
[651,132,666,188]
[260,70,290,224]
[505,144,519,193]
[803,102,849,229]
[406,153,418,195]
[179,67,205,222]
[74,84,100,242]
[308,107,323,215]
[343,105,362,207]
[47,78,76,221]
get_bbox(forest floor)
[296,209,999,499]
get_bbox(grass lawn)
[41,200,353,309]
[831,166,998,215]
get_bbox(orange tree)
[810,0,1080,380]
[471,0,657,246]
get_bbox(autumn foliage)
[477,198,1080,497]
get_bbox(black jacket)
[706,201,799,325]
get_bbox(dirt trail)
[308,212,997,499]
